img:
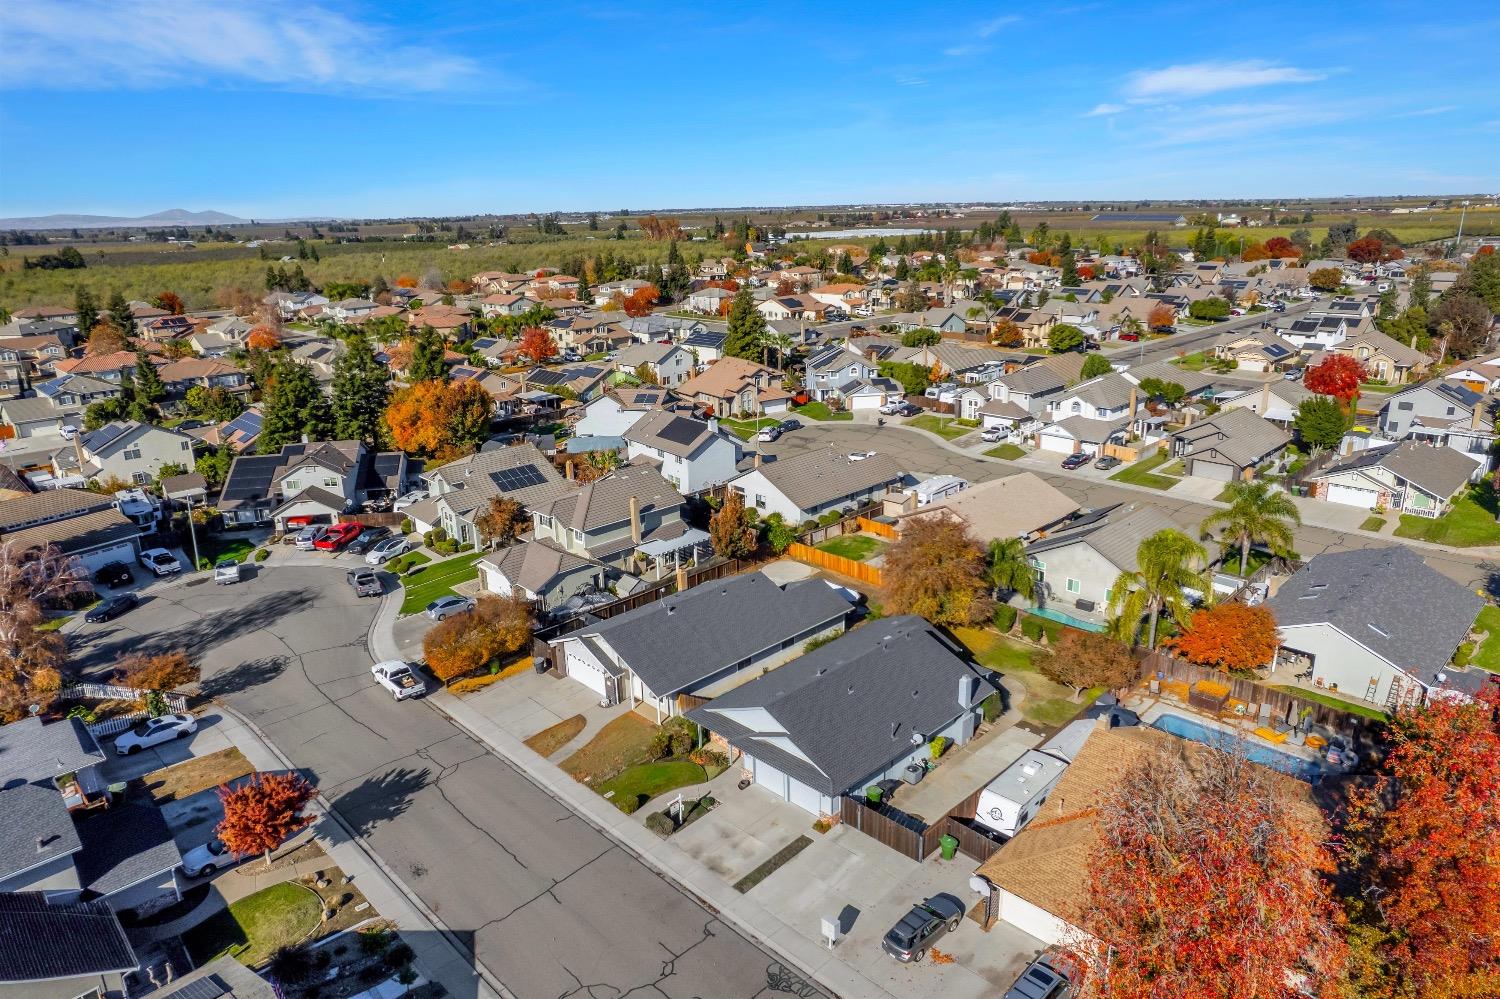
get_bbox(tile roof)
[0,894,137,983]
[576,571,852,696]
[73,802,183,897]
[1268,546,1484,688]
[0,717,105,787]
[744,448,904,514]
[0,783,82,882]
[676,357,775,400]
[687,616,994,796]
[3,507,139,557]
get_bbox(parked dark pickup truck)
[346,568,383,597]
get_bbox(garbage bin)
[939,834,959,861]
[866,786,883,805]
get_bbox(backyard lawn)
[984,443,1026,460]
[182,881,322,967]
[1470,605,1500,673]
[1109,449,1177,490]
[951,626,1100,728]
[1271,685,1390,722]
[907,414,969,440]
[1394,490,1500,547]
[791,401,852,421]
[398,551,487,615]
[815,535,886,561]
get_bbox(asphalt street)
[70,568,826,999]
[762,423,1500,594]
[1102,301,1315,370]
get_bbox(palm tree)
[1107,528,1207,649]
[985,537,1036,602]
[762,331,795,371]
[1200,480,1301,577]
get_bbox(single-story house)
[1309,440,1478,517]
[1267,545,1490,709]
[1025,503,1180,627]
[1169,408,1290,481]
[889,471,1080,544]
[729,449,905,525]
[0,489,141,574]
[687,616,997,817]
[549,571,852,710]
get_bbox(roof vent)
[912,689,920,698]
[1436,671,1448,684]
[848,684,855,694]
[891,722,899,739]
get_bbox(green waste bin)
[866,786,883,804]
[938,834,959,860]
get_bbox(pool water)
[1026,606,1108,633]
[1151,713,1328,782]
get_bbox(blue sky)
[2,0,1498,218]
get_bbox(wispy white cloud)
[2,0,486,95]
[976,14,1021,37]
[1086,103,1127,117]
[1123,60,1328,101]
[1389,105,1458,118]
[1135,101,1351,147]
[943,44,987,58]
[895,74,929,87]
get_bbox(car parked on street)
[181,838,241,879]
[93,562,134,588]
[881,895,965,963]
[114,713,197,755]
[1061,452,1091,470]
[85,593,138,623]
[138,548,181,576]
[779,418,802,432]
[294,525,328,550]
[346,568,383,597]
[314,522,363,551]
[213,559,242,585]
[371,660,425,700]
[895,402,921,417]
[425,595,476,621]
[1093,455,1122,470]
[366,536,411,565]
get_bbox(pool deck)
[1122,692,1327,768]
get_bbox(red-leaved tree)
[518,326,557,362]
[216,772,316,867]
[622,285,659,317]
[1165,603,1278,671]
[1346,237,1386,264]
[1263,236,1302,259]
[1346,685,1500,998]
[1080,743,1347,998]
[1305,354,1366,403]
[1147,303,1178,331]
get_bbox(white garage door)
[1038,431,1075,454]
[753,758,788,798]
[787,777,822,815]
[564,651,608,697]
[78,541,137,574]
[1191,459,1235,482]
[849,394,880,410]
[1326,482,1377,508]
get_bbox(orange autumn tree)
[518,325,557,362]
[1165,603,1278,671]
[216,772,316,867]
[1305,353,1365,404]
[384,378,491,461]
[86,319,128,356]
[1263,236,1301,259]
[246,324,281,351]
[1080,743,1347,999]
[394,274,419,288]
[622,284,659,317]
[119,650,198,695]
[1345,685,1500,998]
[422,595,533,683]
[1147,303,1178,330]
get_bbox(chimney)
[1128,385,1138,420]
[707,417,719,435]
[753,451,762,468]
[958,674,980,709]
[629,495,641,543]
[565,459,575,480]
[1472,405,1483,432]
[1260,380,1271,415]
[301,433,310,444]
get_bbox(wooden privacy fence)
[904,396,955,415]
[856,516,897,540]
[786,543,884,587]
[796,502,883,545]
[339,511,407,528]
[839,786,995,863]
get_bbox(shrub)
[668,724,694,758]
[269,945,314,983]
[358,928,392,955]
[647,729,673,761]
[1021,616,1044,642]
[65,704,98,724]
[447,673,506,695]
[358,966,385,984]
[645,812,676,837]
[400,517,413,534]
[993,605,1017,632]
[397,968,418,987]
[980,691,1002,722]
[383,943,414,970]
[197,557,211,571]
[818,509,843,527]
[254,548,270,562]
[688,748,728,769]
[929,736,949,759]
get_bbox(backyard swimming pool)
[1151,713,1328,782]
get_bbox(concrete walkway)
[139,855,330,941]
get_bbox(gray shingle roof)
[1026,503,1179,573]
[1269,546,1483,689]
[531,461,682,534]
[997,365,1066,396]
[0,783,82,882]
[572,572,851,696]
[480,540,596,596]
[0,717,105,786]
[687,616,996,796]
[73,802,182,897]
[625,410,733,459]
[0,489,112,531]
[744,448,904,514]
[1172,407,1290,468]
[1315,440,1476,500]
[1066,373,1136,411]
[427,444,573,517]
[0,893,137,983]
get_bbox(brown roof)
[676,357,776,401]
[0,489,112,531]
[3,507,138,556]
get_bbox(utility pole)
[184,495,201,571]
[1453,200,1471,257]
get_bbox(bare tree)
[0,541,87,719]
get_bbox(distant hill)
[0,208,249,230]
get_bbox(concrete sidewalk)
[212,706,505,999]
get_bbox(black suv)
[93,562,134,588]
[881,895,964,963]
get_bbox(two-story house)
[1,373,120,439]
[623,412,741,493]
[217,440,408,528]
[675,357,791,418]
[68,420,196,485]
[1321,329,1430,385]
[615,342,695,388]
[324,298,379,323]
[263,291,329,319]
[405,443,574,547]
[528,461,693,567]
[802,344,877,402]
[572,387,697,442]
[1377,380,1495,467]
[1035,373,1139,456]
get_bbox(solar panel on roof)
[528,370,566,386]
[657,417,704,446]
[489,464,548,492]
[165,978,226,999]
[224,411,262,438]
[474,338,498,348]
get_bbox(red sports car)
[313,522,363,551]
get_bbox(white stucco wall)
[1275,623,1397,704]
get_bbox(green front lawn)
[183,881,322,968]
[1170,351,1210,371]
[720,416,780,440]
[596,761,709,813]
[815,535,886,561]
[1470,605,1500,673]
[1360,515,1387,532]
[1271,685,1390,722]
[202,537,257,565]
[561,713,658,785]
[791,401,852,421]
[908,414,969,440]
[398,551,487,615]
[1393,489,1500,547]
[984,443,1026,460]
[1109,449,1177,490]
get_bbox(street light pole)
[1454,200,1471,257]
[184,495,201,571]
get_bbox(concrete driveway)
[97,711,236,784]
[67,563,823,999]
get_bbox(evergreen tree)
[1060,246,1080,287]
[260,357,331,451]
[132,351,166,406]
[74,287,99,337]
[662,241,692,301]
[106,289,136,337]
[893,257,911,281]
[576,272,592,304]
[1409,266,1433,306]
[407,325,448,382]
[723,289,767,362]
[331,334,391,446]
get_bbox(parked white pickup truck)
[371,660,424,700]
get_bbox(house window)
[324,477,338,487]
[1066,578,1081,594]
[131,471,149,484]
[123,447,142,461]
[1397,401,1413,411]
